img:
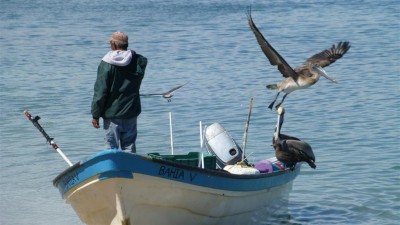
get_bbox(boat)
[25,108,303,225]
[53,149,300,225]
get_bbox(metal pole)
[242,98,254,162]
[169,112,174,155]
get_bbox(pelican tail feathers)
[306,160,317,169]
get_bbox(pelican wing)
[272,133,301,145]
[303,41,351,68]
[246,10,298,80]
[282,140,316,169]
[280,133,301,141]
[283,140,315,161]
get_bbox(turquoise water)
[1,0,399,224]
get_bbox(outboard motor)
[205,123,244,169]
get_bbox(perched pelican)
[273,106,316,170]
[246,11,351,109]
[140,83,187,102]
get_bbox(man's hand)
[92,118,100,128]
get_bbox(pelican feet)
[268,101,276,110]
[268,101,284,110]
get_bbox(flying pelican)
[273,106,316,170]
[140,83,187,102]
[246,11,351,109]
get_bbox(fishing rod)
[24,110,73,167]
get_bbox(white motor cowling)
[205,123,244,169]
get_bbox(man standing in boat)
[91,31,147,152]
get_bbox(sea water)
[1,0,399,224]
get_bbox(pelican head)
[312,65,337,84]
[274,106,285,141]
[277,106,285,130]
[277,106,285,115]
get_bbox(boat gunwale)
[147,155,290,179]
[53,151,292,186]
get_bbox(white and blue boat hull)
[53,150,300,225]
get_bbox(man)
[91,31,147,152]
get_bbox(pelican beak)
[312,66,338,83]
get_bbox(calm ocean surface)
[1,0,399,224]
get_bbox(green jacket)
[91,52,147,119]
